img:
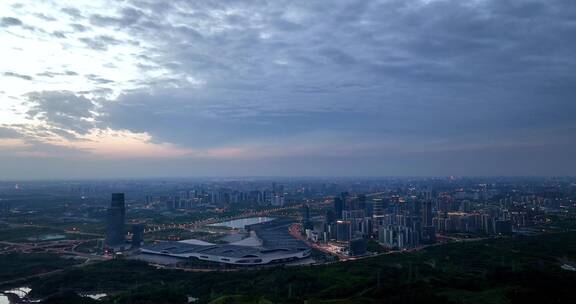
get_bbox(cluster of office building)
[376,199,437,249]
[304,190,522,252]
[434,212,512,235]
[303,194,377,255]
[154,183,288,210]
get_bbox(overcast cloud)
[0,0,575,179]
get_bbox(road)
[288,223,348,260]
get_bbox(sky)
[0,0,575,179]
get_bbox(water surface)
[208,217,275,229]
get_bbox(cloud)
[69,23,88,32]
[51,31,67,38]
[0,16,40,32]
[3,72,33,80]
[0,126,20,138]
[85,74,114,84]
[61,7,82,19]
[1,0,576,176]
[36,70,78,78]
[0,16,23,27]
[78,34,123,51]
[0,124,92,158]
[93,0,576,163]
[34,13,56,22]
[89,7,145,28]
[24,91,97,135]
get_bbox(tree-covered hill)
[27,232,576,304]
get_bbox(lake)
[208,217,275,229]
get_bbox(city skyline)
[1,0,576,179]
[0,175,575,302]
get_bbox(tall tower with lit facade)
[106,193,126,247]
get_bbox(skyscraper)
[372,198,386,218]
[334,197,344,220]
[422,200,436,244]
[325,209,336,225]
[423,201,433,226]
[302,204,313,230]
[340,192,350,210]
[271,194,285,206]
[410,201,422,246]
[131,223,144,248]
[106,193,126,247]
[357,194,367,210]
[336,220,352,242]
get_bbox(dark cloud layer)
[25,91,96,135]
[95,0,576,148]
[2,0,576,177]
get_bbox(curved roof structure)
[142,219,311,265]
[141,242,310,265]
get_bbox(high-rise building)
[302,204,313,230]
[349,238,367,256]
[421,200,436,244]
[336,220,352,242]
[378,225,419,249]
[325,209,336,225]
[481,214,495,235]
[372,198,386,218]
[303,204,310,221]
[357,195,367,210]
[106,193,126,247]
[423,201,433,226]
[131,223,145,248]
[410,201,422,246]
[271,195,285,207]
[341,192,352,210]
[334,197,344,220]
